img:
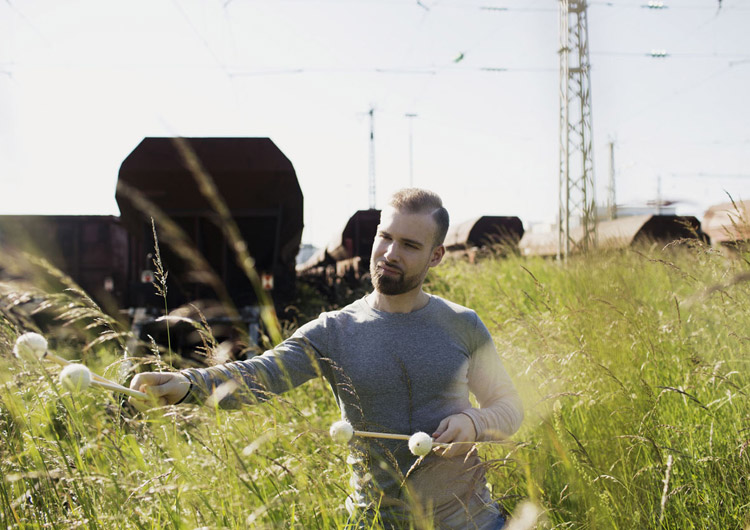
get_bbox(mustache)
[374,259,403,274]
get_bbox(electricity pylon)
[558,0,596,259]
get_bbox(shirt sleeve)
[461,314,524,440]
[179,314,331,409]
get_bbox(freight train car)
[0,137,304,354]
[115,137,304,351]
[519,214,703,257]
[298,212,526,299]
[0,215,129,314]
[444,216,524,261]
[116,137,302,309]
[297,209,380,298]
[702,199,750,249]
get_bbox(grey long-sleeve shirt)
[181,295,523,528]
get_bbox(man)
[130,188,524,529]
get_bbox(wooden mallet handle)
[44,352,147,399]
[353,430,448,447]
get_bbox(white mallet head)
[13,332,48,362]
[59,364,92,392]
[329,420,355,443]
[408,432,433,456]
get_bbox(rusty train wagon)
[444,216,524,261]
[115,137,304,350]
[702,199,750,249]
[0,138,303,354]
[0,215,129,313]
[298,209,380,291]
[519,215,703,257]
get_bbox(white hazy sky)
[1,0,749,248]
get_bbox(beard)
[370,259,426,295]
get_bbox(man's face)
[369,207,444,295]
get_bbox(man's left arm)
[433,317,523,456]
[462,318,524,441]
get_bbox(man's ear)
[429,245,445,267]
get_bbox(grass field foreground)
[430,242,750,529]
[1,241,748,529]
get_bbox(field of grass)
[1,240,748,529]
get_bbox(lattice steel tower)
[558,0,596,259]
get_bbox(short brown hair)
[388,188,450,247]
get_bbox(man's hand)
[432,412,477,458]
[129,372,191,409]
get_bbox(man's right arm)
[129,315,331,409]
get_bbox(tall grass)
[1,239,748,528]
[430,242,750,529]
[0,315,348,528]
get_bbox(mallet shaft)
[353,430,447,447]
[44,351,141,397]
[354,430,410,441]
[90,379,148,399]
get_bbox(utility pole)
[368,107,376,209]
[558,0,596,259]
[608,140,616,220]
[405,113,417,187]
[656,174,662,214]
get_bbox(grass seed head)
[13,332,48,361]
[60,364,92,392]
[408,432,433,456]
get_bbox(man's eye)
[406,243,419,249]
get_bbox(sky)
[1,0,749,249]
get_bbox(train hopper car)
[519,214,702,257]
[702,199,750,248]
[0,215,129,313]
[115,137,304,351]
[326,209,381,282]
[297,209,380,292]
[444,216,524,261]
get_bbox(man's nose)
[383,242,399,261]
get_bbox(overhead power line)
[4,0,49,45]
[170,0,230,77]
[671,173,750,179]
[592,51,750,60]
[227,65,555,77]
[590,1,748,9]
